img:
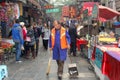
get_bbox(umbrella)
[99,5,120,20]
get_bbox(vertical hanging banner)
[62,6,69,17]
[18,2,23,16]
[70,6,76,18]
[13,4,20,19]
[92,4,98,19]
[83,9,88,21]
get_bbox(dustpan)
[68,55,78,76]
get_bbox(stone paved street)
[4,40,98,80]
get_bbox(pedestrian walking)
[68,23,77,56]
[49,20,71,79]
[41,23,45,46]
[42,23,50,50]
[33,22,41,56]
[26,24,36,59]
[12,19,24,63]
[20,22,27,57]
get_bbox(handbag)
[25,36,31,42]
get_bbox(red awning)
[98,5,120,21]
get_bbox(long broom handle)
[46,50,52,75]
[68,49,72,63]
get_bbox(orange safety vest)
[51,27,68,49]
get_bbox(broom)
[46,51,52,75]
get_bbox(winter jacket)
[12,23,24,45]
[69,26,77,42]
[27,28,35,46]
[33,27,41,40]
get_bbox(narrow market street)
[0,0,120,80]
[4,39,98,80]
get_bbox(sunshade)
[98,5,120,21]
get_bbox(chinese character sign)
[83,2,98,16]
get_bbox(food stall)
[90,27,120,80]
[88,4,120,80]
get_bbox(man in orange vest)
[49,20,71,79]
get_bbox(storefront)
[0,1,19,38]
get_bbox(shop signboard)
[46,8,60,13]
[62,6,69,17]
[83,2,98,16]
[44,5,54,9]
[92,4,98,19]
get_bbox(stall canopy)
[98,5,120,21]
[82,2,120,22]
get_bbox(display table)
[0,39,14,63]
[0,38,14,49]
[76,39,88,50]
[91,45,120,80]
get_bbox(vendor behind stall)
[91,23,99,36]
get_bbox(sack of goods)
[68,63,78,76]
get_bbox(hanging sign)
[46,8,60,13]
[92,4,98,19]
[83,9,88,21]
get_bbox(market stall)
[91,44,120,80]
[88,3,120,80]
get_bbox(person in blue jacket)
[49,20,71,79]
[12,19,24,63]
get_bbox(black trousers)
[56,60,64,75]
[43,39,48,50]
[70,41,76,54]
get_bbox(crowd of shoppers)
[10,19,42,62]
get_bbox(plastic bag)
[21,45,24,50]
